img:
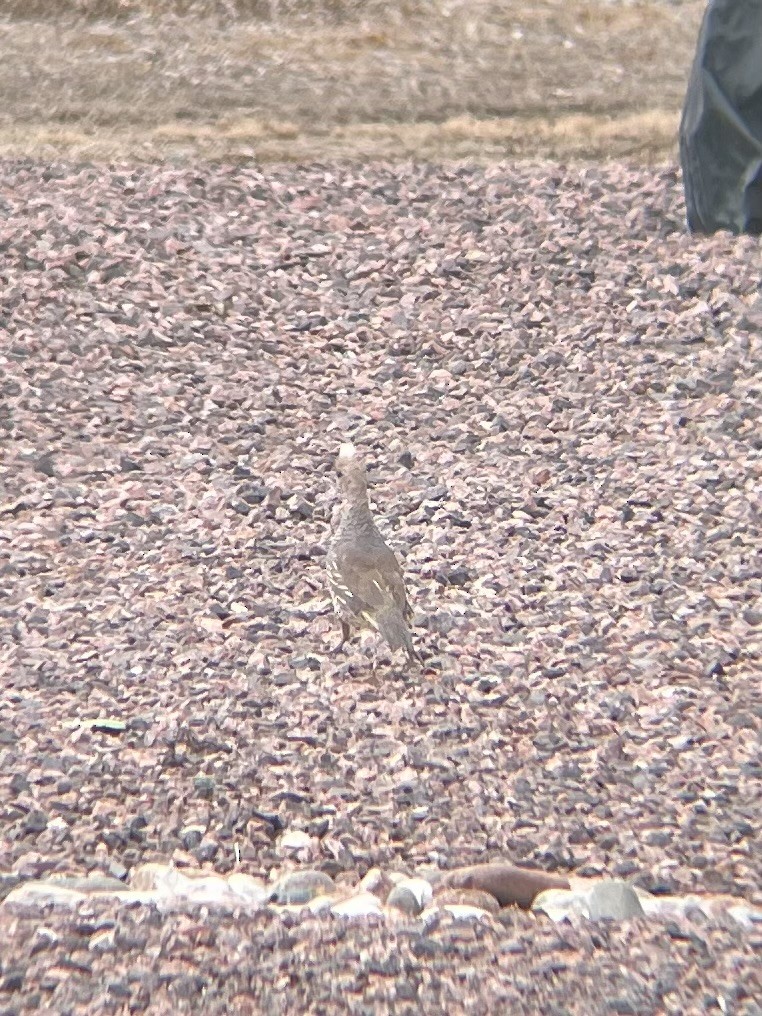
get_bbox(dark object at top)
[680,0,762,235]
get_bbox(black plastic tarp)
[679,0,762,235]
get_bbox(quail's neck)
[338,477,370,513]
[337,499,377,534]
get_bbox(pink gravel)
[0,158,759,1014]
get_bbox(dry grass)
[0,0,704,162]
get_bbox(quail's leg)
[334,619,351,654]
[406,646,423,667]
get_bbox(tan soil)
[0,0,704,163]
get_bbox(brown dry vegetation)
[0,0,705,163]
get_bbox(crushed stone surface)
[0,159,760,1013]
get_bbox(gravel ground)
[0,158,760,1013]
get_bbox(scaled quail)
[326,444,420,665]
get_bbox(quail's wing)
[330,542,411,620]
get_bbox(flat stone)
[421,903,494,924]
[434,887,500,914]
[306,893,337,915]
[129,865,235,908]
[727,903,762,927]
[587,880,646,920]
[331,892,384,918]
[226,873,268,906]
[440,903,495,921]
[532,888,590,922]
[3,882,87,909]
[638,892,762,928]
[269,869,335,905]
[47,873,126,893]
[164,872,231,905]
[129,862,176,892]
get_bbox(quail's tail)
[372,604,420,666]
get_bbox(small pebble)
[386,886,421,916]
[89,928,116,953]
[359,867,392,898]
[180,825,205,850]
[278,829,313,855]
[387,877,433,916]
[193,776,215,800]
[193,838,219,863]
